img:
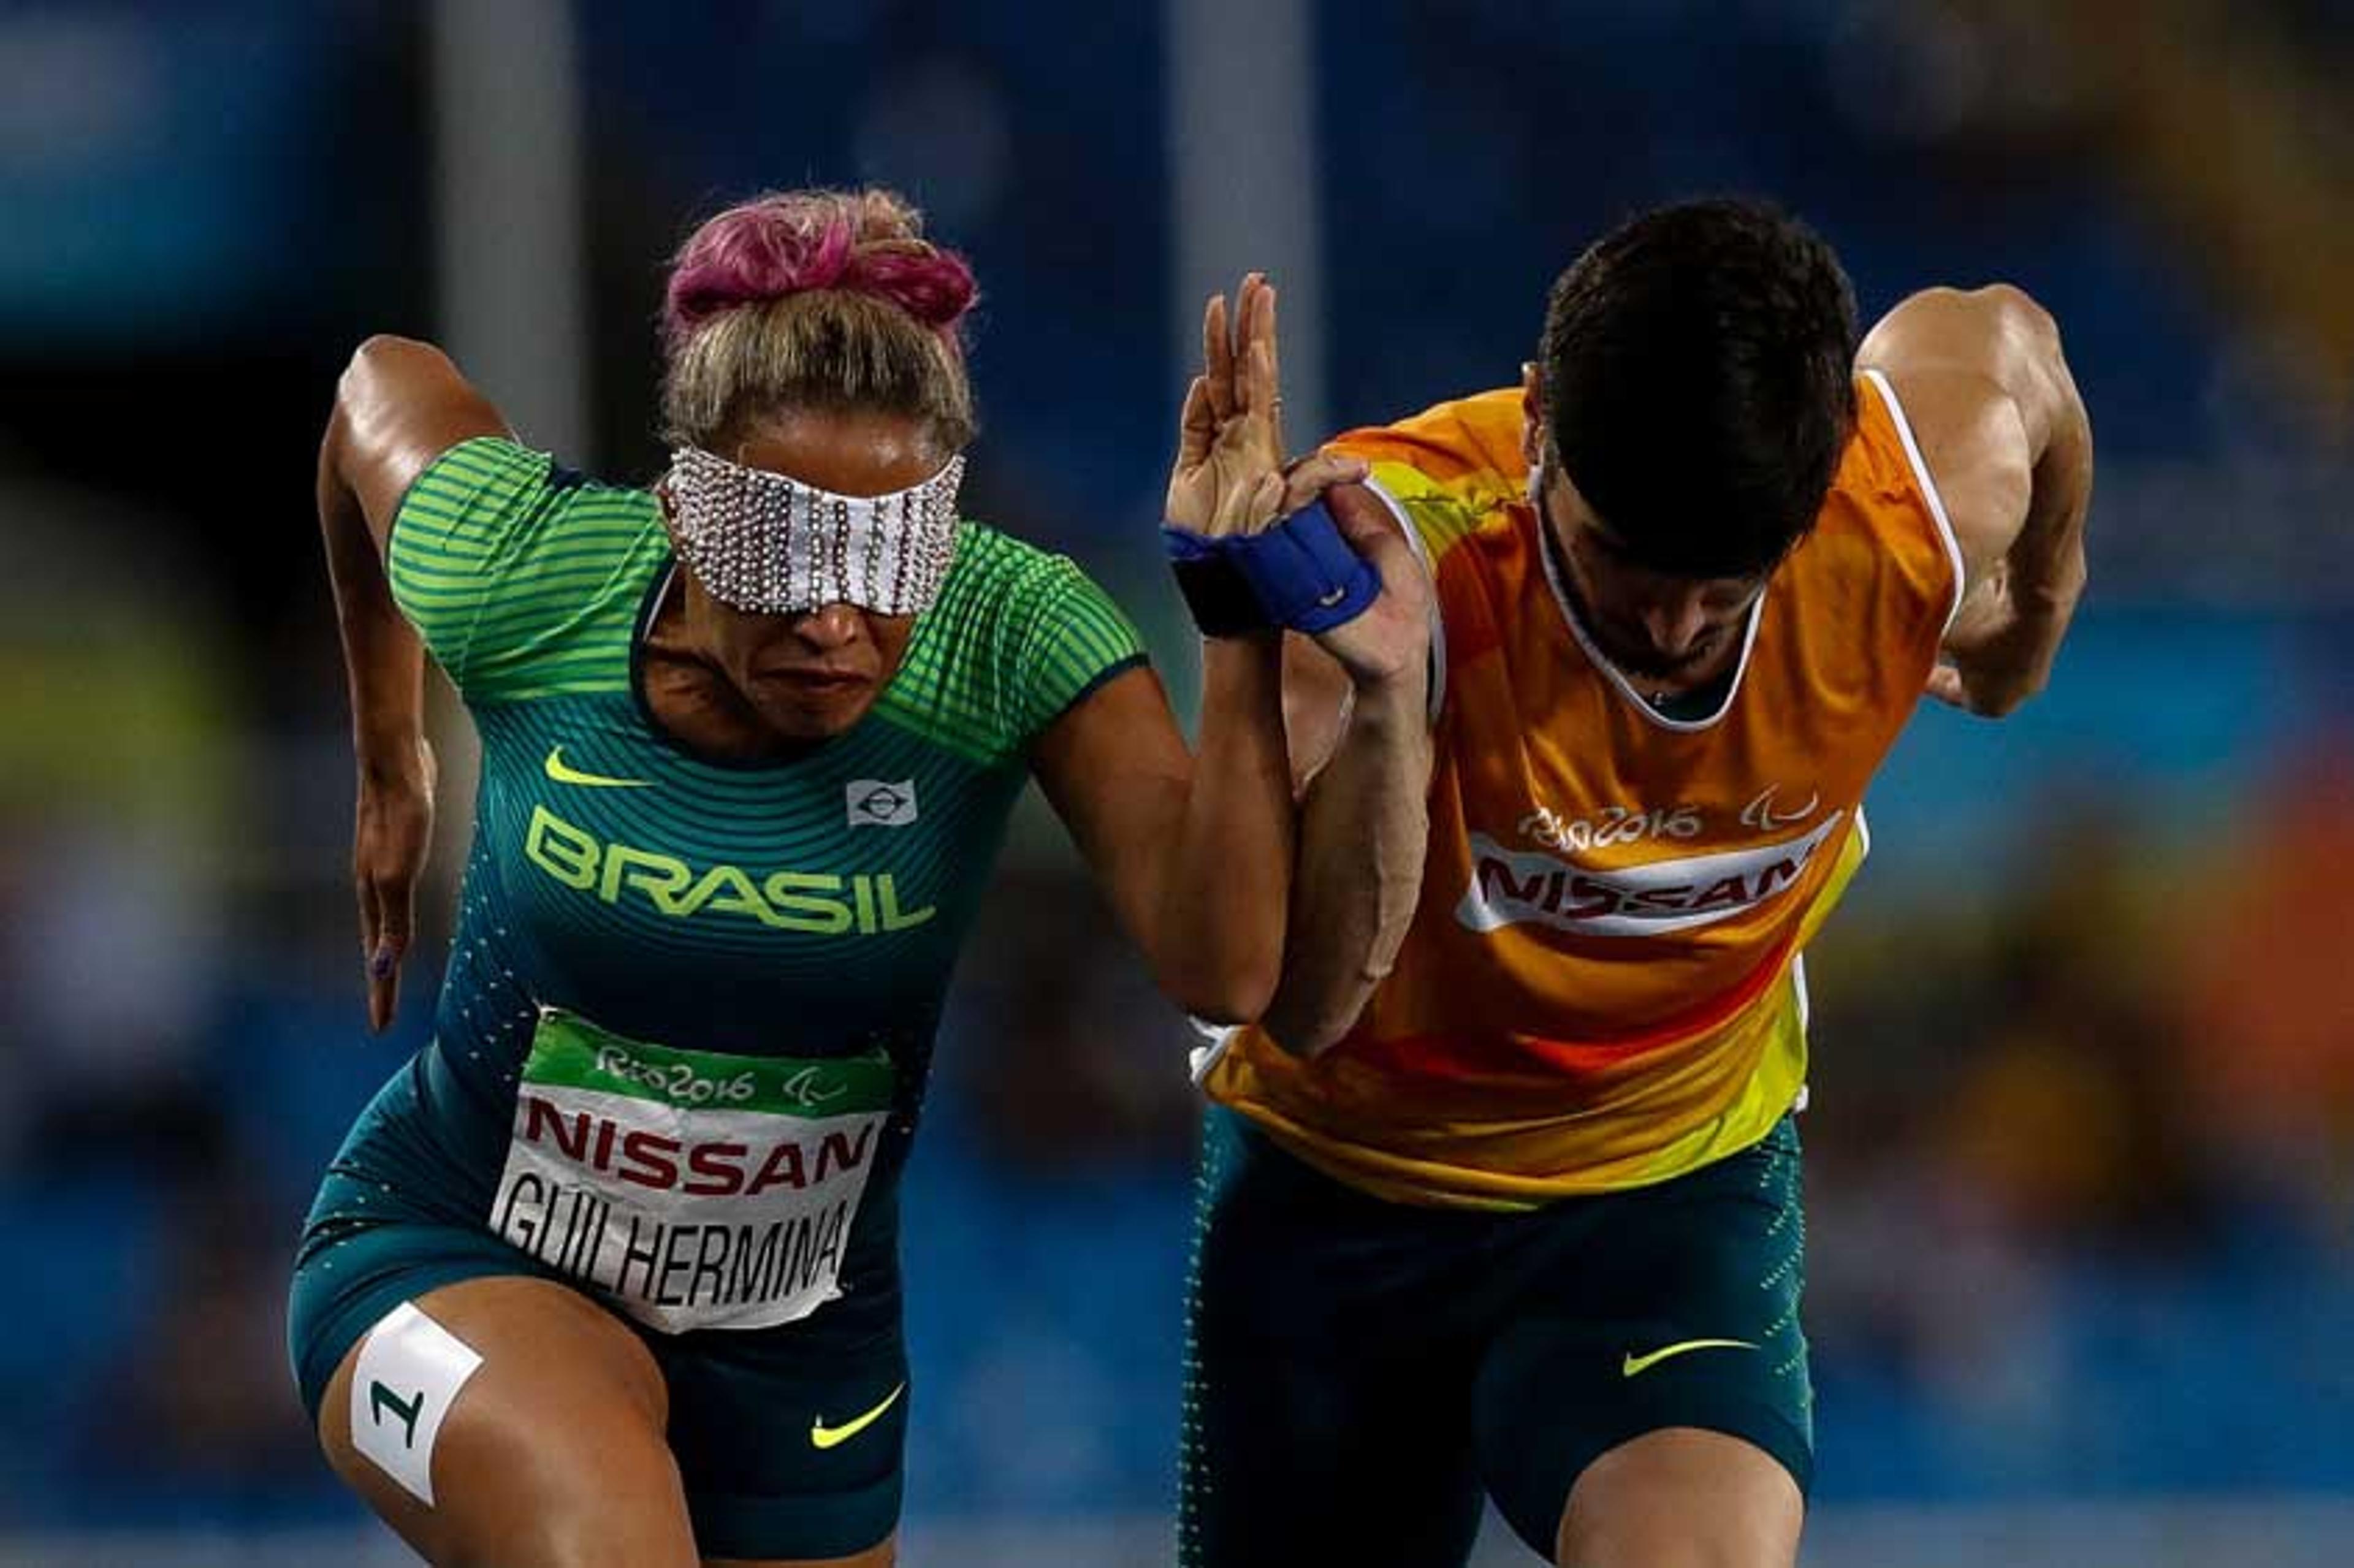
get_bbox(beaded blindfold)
[663,445,966,617]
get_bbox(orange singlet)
[1201,371,1964,1209]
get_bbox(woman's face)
[667,406,943,741]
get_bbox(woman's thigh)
[318,1273,695,1568]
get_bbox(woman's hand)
[1165,275,1428,690]
[1166,273,1299,538]
[1168,273,1371,538]
[354,736,436,1033]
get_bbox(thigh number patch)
[350,1301,485,1506]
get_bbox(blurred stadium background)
[0,1,2348,1563]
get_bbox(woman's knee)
[319,1276,694,1568]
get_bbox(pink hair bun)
[663,189,977,345]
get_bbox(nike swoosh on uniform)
[810,1382,905,1450]
[1620,1339,1758,1379]
[543,746,652,790]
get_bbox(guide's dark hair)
[1537,199,1859,578]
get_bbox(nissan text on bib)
[490,1008,894,1333]
[1457,813,1845,938]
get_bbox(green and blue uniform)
[289,437,1143,1557]
[1181,1110,1808,1567]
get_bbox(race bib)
[488,1008,895,1333]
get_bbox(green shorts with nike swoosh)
[1179,1109,1811,1566]
[290,1062,913,1561]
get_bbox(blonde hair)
[660,188,979,452]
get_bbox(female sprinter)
[291,186,1350,1567]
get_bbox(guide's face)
[1536,462,1769,685]
[1519,378,1768,687]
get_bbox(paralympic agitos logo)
[1455,813,1846,937]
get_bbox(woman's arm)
[1029,278,1298,1019]
[1031,277,1430,1027]
[1030,649,1293,1023]
[318,336,507,1029]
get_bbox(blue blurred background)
[0,1,2348,1563]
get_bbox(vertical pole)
[1165,0,1329,449]
[427,0,589,460]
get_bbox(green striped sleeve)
[874,525,1148,764]
[1009,555,1149,740]
[387,436,664,702]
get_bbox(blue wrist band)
[1224,500,1381,633]
[1161,525,1272,638]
